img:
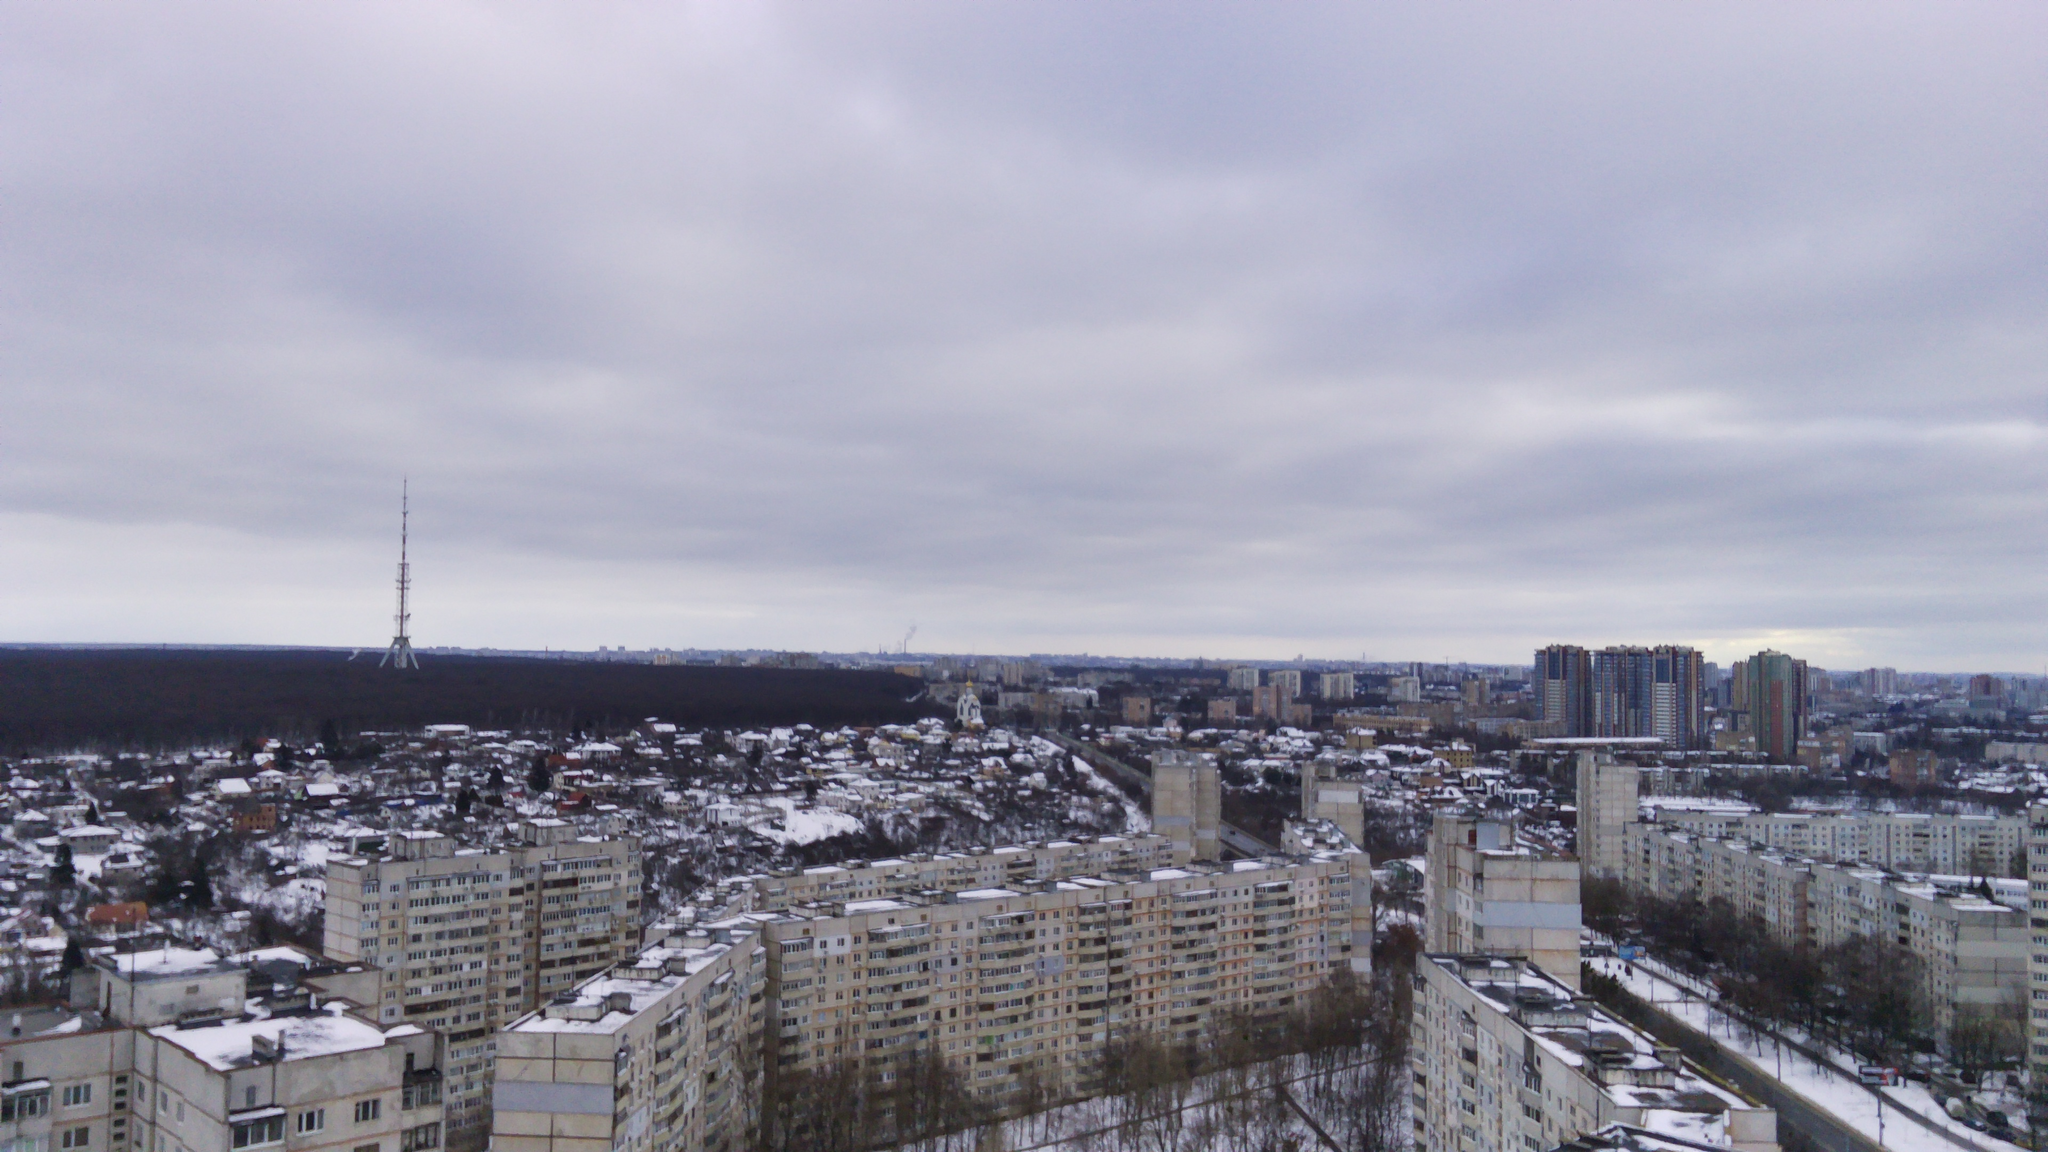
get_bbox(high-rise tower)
[1745,649,1808,761]
[381,481,419,669]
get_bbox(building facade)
[321,823,642,1146]
[493,930,761,1152]
[1573,752,1638,880]
[1412,955,1777,1152]
[1622,823,2026,1032]
[13,947,443,1152]
[1742,651,1808,763]
[1644,809,2023,877]
[1149,752,1220,863]
[493,835,1372,1151]
[1426,814,1582,988]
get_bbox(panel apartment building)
[1645,808,2025,877]
[6,945,447,1152]
[1413,954,1778,1152]
[1623,823,2027,1031]
[322,821,642,1147]
[2026,806,2048,1137]
[493,930,762,1152]
[1426,813,1583,989]
[492,828,1372,1152]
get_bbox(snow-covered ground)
[1591,956,2022,1152]
[749,796,864,845]
[967,1047,1382,1152]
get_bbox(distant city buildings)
[1532,644,1707,749]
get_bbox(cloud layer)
[3,2,2043,669]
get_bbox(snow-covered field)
[750,796,864,845]
[1592,956,2022,1152]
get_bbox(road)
[1592,977,1886,1152]
[1043,733,1278,855]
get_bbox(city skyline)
[3,4,2042,669]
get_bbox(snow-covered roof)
[102,947,242,982]
[59,825,119,839]
[151,1010,394,1071]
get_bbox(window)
[60,1129,88,1150]
[230,1115,282,1147]
[354,1100,381,1124]
[296,1111,325,1135]
[399,1125,439,1152]
[244,1088,257,1109]
[4,1092,51,1121]
[229,1118,282,1149]
[63,1086,91,1107]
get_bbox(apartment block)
[2027,807,2048,1135]
[1573,752,1637,880]
[493,930,762,1152]
[754,841,1370,1105]
[735,836,1187,912]
[1317,672,1356,702]
[1644,810,2023,876]
[492,836,1372,1151]
[322,822,642,1146]
[1622,824,2026,1032]
[1267,670,1303,700]
[9,947,446,1152]
[1426,814,1582,989]
[1150,752,1220,863]
[1300,761,1365,847]
[1412,954,1777,1152]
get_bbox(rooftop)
[150,1007,395,1071]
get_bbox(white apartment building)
[1300,761,1365,848]
[322,823,642,1147]
[2023,806,2048,1124]
[492,834,1372,1151]
[1645,809,2023,877]
[1150,752,1220,863]
[493,930,762,1152]
[1427,814,1583,989]
[1574,753,1638,880]
[755,843,1370,1103]
[734,836,1184,913]
[1412,954,1777,1152]
[1622,824,2027,1032]
[4,947,443,1152]
[1318,672,1356,702]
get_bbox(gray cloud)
[2,1,2044,669]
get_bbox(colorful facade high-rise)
[1743,649,1809,762]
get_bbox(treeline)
[0,649,931,751]
[1586,878,2023,1071]
[757,967,1410,1152]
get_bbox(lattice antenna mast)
[381,480,419,669]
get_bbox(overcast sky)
[4,3,2043,670]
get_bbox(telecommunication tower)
[381,481,419,669]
